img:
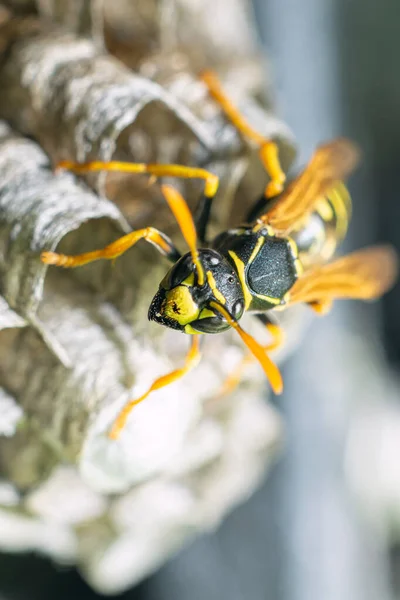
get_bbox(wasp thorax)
[148,249,245,334]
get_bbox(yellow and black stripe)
[292,181,352,267]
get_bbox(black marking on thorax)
[247,236,297,299]
[213,228,298,306]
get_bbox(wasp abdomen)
[293,182,352,266]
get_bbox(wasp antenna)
[161,184,205,285]
[209,301,283,394]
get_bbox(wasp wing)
[287,246,398,306]
[261,138,360,232]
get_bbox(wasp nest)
[0,0,301,593]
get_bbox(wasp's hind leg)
[200,70,286,198]
[215,313,284,399]
[41,226,181,268]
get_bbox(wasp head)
[148,249,245,334]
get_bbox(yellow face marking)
[206,271,226,304]
[164,286,200,326]
[228,251,252,310]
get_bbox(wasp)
[41,71,398,440]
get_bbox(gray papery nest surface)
[0,0,302,593]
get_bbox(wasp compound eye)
[166,254,194,289]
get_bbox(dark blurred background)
[1,0,400,598]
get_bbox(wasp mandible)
[41,71,398,439]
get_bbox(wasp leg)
[57,161,219,199]
[216,314,284,399]
[194,192,214,243]
[57,160,220,245]
[200,70,286,198]
[308,299,333,315]
[256,313,285,348]
[245,193,267,224]
[41,226,181,268]
[109,335,201,439]
[245,192,280,224]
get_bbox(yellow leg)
[41,226,178,268]
[200,70,286,198]
[57,160,219,200]
[210,302,283,394]
[308,299,333,315]
[216,321,284,399]
[109,335,201,440]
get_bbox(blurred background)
[1,0,400,598]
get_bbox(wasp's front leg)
[41,227,181,268]
[109,335,201,439]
